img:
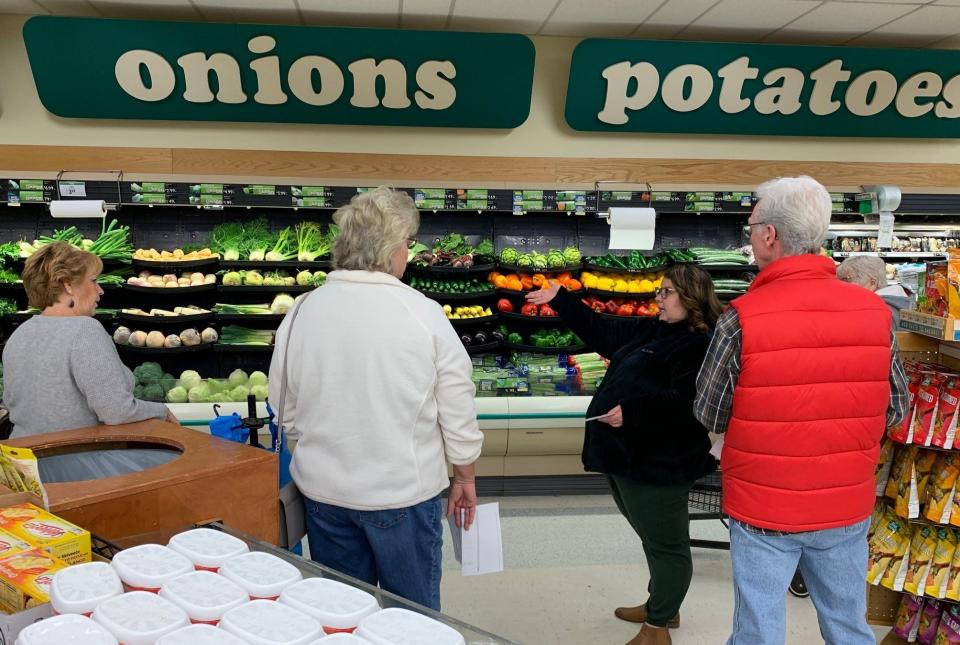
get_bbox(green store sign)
[22,17,535,128]
[566,39,960,137]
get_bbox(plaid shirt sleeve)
[887,330,910,428]
[694,308,742,434]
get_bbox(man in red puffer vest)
[694,176,909,645]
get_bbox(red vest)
[724,254,891,532]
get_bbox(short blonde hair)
[332,187,419,272]
[22,242,102,309]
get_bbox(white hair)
[333,186,419,272]
[836,255,886,291]
[754,176,832,256]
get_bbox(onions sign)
[22,17,535,128]
[565,39,960,137]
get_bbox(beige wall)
[3,14,960,167]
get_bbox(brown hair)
[21,243,102,310]
[664,264,723,333]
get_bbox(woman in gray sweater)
[2,243,176,437]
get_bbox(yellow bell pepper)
[613,279,629,293]
[582,274,599,289]
[597,277,615,291]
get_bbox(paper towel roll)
[608,207,656,250]
[49,200,107,219]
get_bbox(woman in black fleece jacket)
[527,264,722,645]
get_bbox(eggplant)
[460,333,473,346]
[491,329,506,342]
[474,331,489,345]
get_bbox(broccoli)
[141,383,165,402]
[133,384,145,399]
[132,362,163,385]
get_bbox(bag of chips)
[892,594,924,641]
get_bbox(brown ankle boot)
[614,604,680,628]
[626,623,672,645]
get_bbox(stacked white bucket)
[15,528,467,645]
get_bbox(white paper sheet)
[608,207,656,250]
[447,502,504,576]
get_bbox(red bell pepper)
[496,299,514,313]
[521,303,539,316]
[617,304,636,317]
[539,304,557,317]
[605,300,619,314]
[591,301,606,313]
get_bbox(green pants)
[608,475,694,627]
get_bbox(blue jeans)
[728,518,872,645]
[303,495,443,611]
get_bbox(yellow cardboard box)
[0,529,31,561]
[0,505,90,565]
[0,547,67,613]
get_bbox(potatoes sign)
[566,39,960,138]
[23,17,535,128]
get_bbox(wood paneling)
[1,144,960,188]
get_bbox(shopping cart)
[688,468,808,598]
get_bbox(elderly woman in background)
[837,255,911,327]
[2,242,176,437]
[269,186,483,611]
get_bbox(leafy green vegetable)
[265,227,297,262]
[0,242,19,267]
[473,239,494,259]
[210,221,246,261]
[0,298,17,315]
[295,221,324,262]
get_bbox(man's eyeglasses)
[655,286,677,299]
[743,221,768,235]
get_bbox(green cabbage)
[165,386,188,403]
[249,371,268,387]
[228,369,248,388]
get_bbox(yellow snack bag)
[927,453,960,524]
[0,446,48,509]
[896,458,917,518]
[927,527,959,598]
[888,445,912,500]
[880,520,913,590]
[869,514,908,585]
[917,449,940,504]
[945,531,960,600]
[903,525,939,594]
[877,439,896,497]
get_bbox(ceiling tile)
[449,0,558,33]
[541,0,661,37]
[300,0,400,27]
[850,5,960,45]
[33,0,98,15]
[629,0,718,39]
[835,0,928,3]
[88,0,202,20]
[193,0,300,23]
[683,0,822,33]
[401,0,450,30]
[933,0,960,5]
[767,2,917,44]
[0,0,46,14]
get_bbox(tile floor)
[437,495,891,645]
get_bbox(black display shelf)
[117,312,214,325]
[697,264,757,272]
[115,343,213,354]
[407,263,496,275]
[447,314,498,326]
[213,344,274,352]
[123,284,217,294]
[214,313,286,323]
[219,260,331,270]
[418,289,496,301]
[217,285,314,293]
[584,287,655,299]
[500,312,563,324]
[582,262,668,274]
[497,263,581,274]
[463,341,502,354]
[597,312,657,321]
[132,257,219,270]
[504,342,587,354]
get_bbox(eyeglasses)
[406,237,419,249]
[655,286,677,299]
[743,221,768,235]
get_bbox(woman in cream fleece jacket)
[269,187,483,611]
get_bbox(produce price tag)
[138,182,168,193]
[199,194,224,205]
[58,181,86,197]
[137,193,170,204]
[650,192,677,202]
[18,180,43,192]
[243,184,275,196]
[686,191,718,202]
[299,186,331,197]
[18,191,45,202]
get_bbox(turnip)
[129,330,147,347]
[180,328,201,346]
[164,334,182,348]
[146,331,165,348]
[200,327,218,344]
[177,278,191,287]
[113,326,132,345]
[203,274,217,285]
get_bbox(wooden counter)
[4,420,279,546]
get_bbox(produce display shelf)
[124,284,217,294]
[497,263,581,274]
[495,288,531,296]
[217,285,314,293]
[465,341,502,354]
[584,287,656,299]
[214,313,286,323]
[219,260,331,269]
[697,264,757,271]
[504,342,587,354]
[116,343,213,354]
[118,312,214,325]
[448,315,498,326]
[132,257,219,269]
[715,290,747,297]
[418,289,497,301]
[500,312,562,324]
[407,263,496,275]
[832,251,947,258]
[0,282,23,290]
[597,312,658,321]
[99,283,123,291]
[213,344,274,352]
[582,262,669,274]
